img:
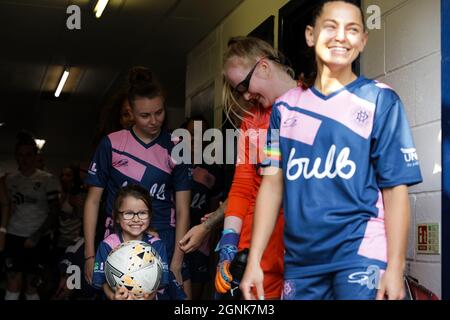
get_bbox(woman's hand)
[179,223,210,253]
[376,268,406,300]
[240,260,265,300]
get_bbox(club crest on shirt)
[353,108,371,126]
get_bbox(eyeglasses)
[233,56,281,95]
[119,210,150,220]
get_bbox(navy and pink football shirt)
[263,76,422,278]
[86,129,192,234]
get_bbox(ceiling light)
[35,139,46,151]
[55,69,70,98]
[94,0,109,18]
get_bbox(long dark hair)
[93,89,129,148]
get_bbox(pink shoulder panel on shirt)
[111,151,147,182]
[103,233,122,250]
[279,105,322,146]
[280,88,376,140]
[148,235,160,245]
[374,81,393,90]
[109,130,173,175]
[275,86,304,106]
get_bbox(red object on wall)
[417,225,428,251]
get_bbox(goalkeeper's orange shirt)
[225,105,284,299]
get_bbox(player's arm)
[215,117,260,294]
[83,186,104,284]
[240,167,283,300]
[204,198,227,231]
[171,190,190,283]
[377,185,409,300]
[179,199,227,253]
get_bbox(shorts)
[185,251,211,283]
[282,265,385,300]
[4,233,51,274]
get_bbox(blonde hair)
[222,36,294,128]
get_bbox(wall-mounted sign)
[417,223,440,255]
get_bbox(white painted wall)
[362,0,442,297]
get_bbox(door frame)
[441,0,449,300]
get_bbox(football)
[105,240,163,296]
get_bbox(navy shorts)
[282,265,385,300]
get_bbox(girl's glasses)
[120,210,150,220]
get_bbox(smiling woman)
[240,0,423,301]
[83,66,193,299]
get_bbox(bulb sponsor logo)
[286,145,356,181]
